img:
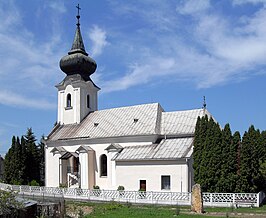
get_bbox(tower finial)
[203,96,207,110]
[76,4,81,26]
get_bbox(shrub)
[28,180,40,186]
[59,183,68,188]
[117,185,125,191]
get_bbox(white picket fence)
[0,183,264,207]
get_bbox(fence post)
[151,191,153,204]
[233,193,235,206]
[20,186,22,193]
[134,191,136,203]
[256,192,260,207]
[30,186,32,193]
[210,193,213,207]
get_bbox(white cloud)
[0,90,56,110]
[100,1,266,91]
[232,0,266,5]
[176,0,210,15]
[0,1,64,109]
[88,25,108,57]
[46,1,67,14]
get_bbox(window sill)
[161,189,171,191]
[100,176,107,178]
[65,106,73,110]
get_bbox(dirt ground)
[66,204,93,218]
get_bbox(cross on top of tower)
[76,4,81,26]
[203,96,207,110]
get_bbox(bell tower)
[56,5,100,125]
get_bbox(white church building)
[44,10,211,193]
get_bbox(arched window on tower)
[66,94,72,108]
[100,154,107,177]
[87,94,90,108]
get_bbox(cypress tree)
[239,125,262,192]
[206,118,222,192]
[193,116,203,186]
[38,136,45,186]
[260,131,266,191]
[3,136,23,184]
[233,131,242,192]
[4,128,44,186]
[3,137,15,183]
[193,115,209,191]
[217,124,233,192]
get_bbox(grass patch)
[66,201,224,218]
[204,204,266,214]
[66,200,266,218]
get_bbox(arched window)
[100,154,107,177]
[66,94,71,108]
[87,94,90,108]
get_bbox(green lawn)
[66,201,224,218]
[66,201,266,218]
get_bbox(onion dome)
[60,5,96,80]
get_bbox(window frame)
[161,175,171,190]
[100,154,107,177]
[66,93,72,109]
[87,94,90,108]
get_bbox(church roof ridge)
[95,102,161,112]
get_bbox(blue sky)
[0,0,266,155]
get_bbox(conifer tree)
[206,118,222,192]
[3,137,15,183]
[24,128,40,184]
[239,125,262,192]
[38,136,45,186]
[193,117,203,186]
[233,131,242,192]
[217,124,233,192]
[258,131,266,191]
[193,115,209,191]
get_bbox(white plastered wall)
[46,141,155,189]
[45,147,60,187]
[115,160,189,192]
[57,80,99,125]
[46,145,190,192]
[79,152,89,189]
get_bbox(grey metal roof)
[105,143,123,151]
[161,109,210,135]
[60,152,79,159]
[76,145,93,153]
[113,138,193,161]
[49,103,162,141]
[48,103,210,142]
[50,146,66,154]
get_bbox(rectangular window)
[161,175,170,190]
[139,180,146,191]
[87,95,90,108]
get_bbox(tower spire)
[59,4,97,80]
[69,4,86,55]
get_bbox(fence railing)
[0,183,264,207]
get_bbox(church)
[44,8,211,193]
